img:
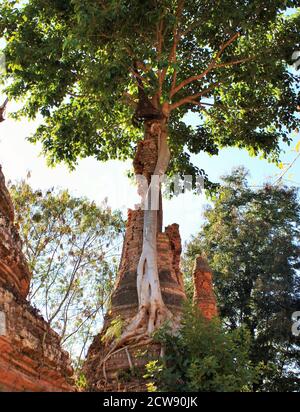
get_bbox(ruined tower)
[84,123,187,391]
[83,122,218,391]
[84,210,186,390]
[193,255,218,320]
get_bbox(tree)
[144,303,257,392]
[1,0,300,346]
[9,180,125,369]
[184,168,300,391]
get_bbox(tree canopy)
[184,168,300,391]
[0,1,300,189]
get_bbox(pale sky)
[0,100,299,244]
[0,101,209,243]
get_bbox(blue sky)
[185,111,300,188]
[0,100,299,244]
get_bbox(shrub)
[145,304,258,392]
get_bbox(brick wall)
[0,165,74,392]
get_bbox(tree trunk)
[135,118,172,335]
[107,117,174,348]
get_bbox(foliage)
[184,168,300,391]
[144,303,257,392]
[0,1,300,192]
[101,315,124,344]
[75,372,88,391]
[9,179,125,368]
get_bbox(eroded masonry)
[83,122,218,391]
[0,124,217,392]
[0,165,73,391]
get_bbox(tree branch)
[48,236,90,324]
[157,18,164,62]
[215,57,252,68]
[158,0,185,99]
[216,32,240,59]
[157,17,165,99]
[170,32,240,98]
[170,82,221,111]
[0,97,8,122]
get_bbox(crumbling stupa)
[84,121,218,391]
[0,111,217,392]
[193,256,218,320]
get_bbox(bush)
[145,304,259,392]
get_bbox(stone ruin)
[193,256,218,320]
[0,165,73,391]
[83,209,218,391]
[83,122,218,391]
[0,120,217,392]
[83,209,187,391]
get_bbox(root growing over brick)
[100,120,179,377]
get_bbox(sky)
[1,100,299,244]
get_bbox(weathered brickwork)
[193,255,218,320]
[110,210,186,320]
[0,166,31,298]
[0,165,74,392]
[0,287,73,391]
[84,208,186,391]
[84,123,218,391]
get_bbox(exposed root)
[100,337,153,383]
[99,298,176,383]
[100,120,174,383]
[125,347,133,369]
[99,300,174,382]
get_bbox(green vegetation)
[145,303,258,392]
[10,180,125,369]
[184,168,300,391]
[1,1,299,191]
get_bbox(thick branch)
[0,97,8,122]
[170,32,240,97]
[170,82,220,111]
[170,59,252,111]
[158,0,185,99]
